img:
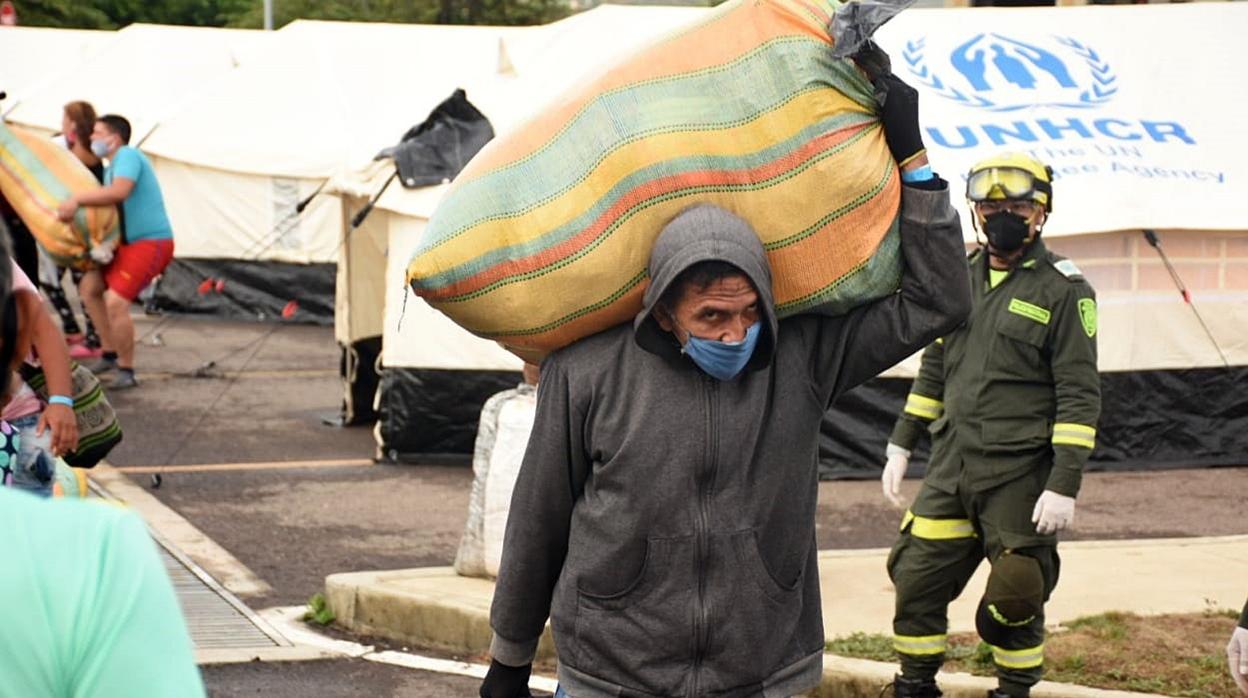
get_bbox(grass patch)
[303,592,336,626]
[826,632,895,662]
[826,611,1240,697]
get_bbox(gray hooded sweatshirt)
[490,183,972,698]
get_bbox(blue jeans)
[554,687,570,698]
[7,413,55,497]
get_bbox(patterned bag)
[408,0,902,361]
[0,121,121,269]
[21,361,122,469]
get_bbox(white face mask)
[90,138,111,158]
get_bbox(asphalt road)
[201,658,551,698]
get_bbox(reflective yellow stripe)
[903,393,943,420]
[1008,298,1051,325]
[893,633,947,656]
[935,337,944,345]
[902,510,977,540]
[987,603,1036,628]
[1052,422,1096,449]
[991,643,1044,669]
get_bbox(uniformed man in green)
[879,153,1101,698]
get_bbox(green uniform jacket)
[889,239,1101,497]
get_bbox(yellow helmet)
[966,152,1054,212]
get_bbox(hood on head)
[633,204,777,369]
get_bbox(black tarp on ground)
[376,367,520,464]
[375,366,1248,472]
[818,366,1248,479]
[153,258,335,325]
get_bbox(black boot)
[891,674,942,698]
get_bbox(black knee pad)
[976,552,1044,645]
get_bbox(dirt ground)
[830,610,1241,697]
[944,610,1241,697]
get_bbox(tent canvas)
[3,24,264,144]
[0,26,111,114]
[135,19,521,325]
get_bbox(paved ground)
[103,314,1248,696]
[105,314,375,468]
[202,659,489,698]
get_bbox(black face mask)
[983,211,1031,252]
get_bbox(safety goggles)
[965,167,1051,207]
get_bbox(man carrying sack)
[479,71,973,698]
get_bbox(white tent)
[353,2,1248,468]
[0,26,111,114]
[3,24,263,143]
[134,19,524,325]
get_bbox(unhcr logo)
[904,34,1117,112]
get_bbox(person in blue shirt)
[57,115,175,390]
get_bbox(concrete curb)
[325,567,558,662]
[324,568,1167,698]
[811,656,1168,698]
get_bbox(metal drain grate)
[86,479,288,652]
[158,543,283,650]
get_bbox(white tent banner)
[873,3,1246,240]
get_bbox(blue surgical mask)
[679,321,761,381]
[90,138,111,158]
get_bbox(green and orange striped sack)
[0,121,120,270]
[408,0,902,362]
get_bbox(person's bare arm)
[57,178,134,221]
[18,291,79,455]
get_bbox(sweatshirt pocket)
[700,530,805,691]
[573,536,694,695]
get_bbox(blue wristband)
[48,395,74,408]
[901,164,934,183]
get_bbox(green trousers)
[887,470,1060,696]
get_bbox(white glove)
[89,242,116,266]
[881,443,910,509]
[1229,626,1248,695]
[1031,490,1076,535]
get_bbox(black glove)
[479,659,533,698]
[874,72,926,168]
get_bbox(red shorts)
[104,239,174,301]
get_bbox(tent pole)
[264,0,273,30]
[1141,229,1231,369]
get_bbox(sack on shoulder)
[20,361,123,469]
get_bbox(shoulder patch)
[1053,258,1084,280]
[1078,298,1097,338]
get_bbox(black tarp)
[152,258,335,325]
[376,366,1248,472]
[378,88,495,190]
[818,366,1248,479]
[376,367,521,464]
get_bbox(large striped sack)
[408,0,901,362]
[0,121,120,270]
